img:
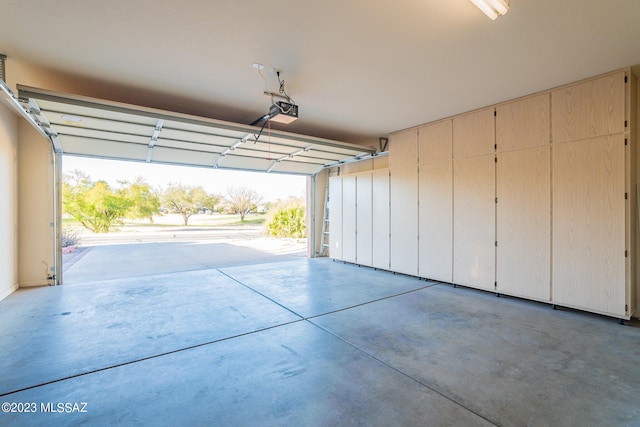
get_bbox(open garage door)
[12,85,376,285]
[17,85,374,175]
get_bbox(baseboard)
[0,283,19,302]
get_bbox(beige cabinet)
[418,120,453,282]
[453,107,495,158]
[453,154,496,291]
[329,68,637,320]
[342,175,357,263]
[356,173,373,266]
[552,72,626,144]
[328,176,343,260]
[495,94,551,302]
[553,136,627,317]
[389,129,419,276]
[372,169,390,270]
[496,147,551,301]
[550,70,635,319]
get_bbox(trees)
[161,184,218,226]
[63,172,161,233]
[119,177,161,222]
[62,171,134,233]
[225,186,264,221]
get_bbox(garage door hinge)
[494,281,497,288]
[625,75,628,83]
[494,111,497,117]
[624,120,628,128]
[495,157,498,163]
[625,138,628,146]
[495,241,498,247]
[494,144,497,150]
[625,193,628,200]
[625,250,628,257]
[626,304,629,312]
[495,197,498,203]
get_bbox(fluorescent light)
[469,0,509,20]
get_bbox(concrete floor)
[1,258,639,426]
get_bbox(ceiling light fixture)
[469,0,509,20]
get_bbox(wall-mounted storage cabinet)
[372,169,390,270]
[418,120,453,282]
[328,167,390,271]
[328,176,343,260]
[356,174,373,266]
[390,129,419,276]
[551,70,634,318]
[453,154,496,291]
[341,175,357,264]
[329,67,638,320]
[495,93,551,302]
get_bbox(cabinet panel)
[419,161,453,282]
[328,177,343,260]
[496,147,551,301]
[372,169,390,270]
[390,166,419,276]
[552,72,625,143]
[453,107,495,159]
[356,173,373,266]
[389,128,418,169]
[342,175,357,263]
[496,93,550,151]
[453,155,495,290]
[419,120,452,164]
[553,136,626,317]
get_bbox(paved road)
[78,226,264,246]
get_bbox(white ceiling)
[1,0,639,145]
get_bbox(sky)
[62,156,307,202]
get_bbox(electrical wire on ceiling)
[276,71,295,107]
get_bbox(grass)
[62,213,266,232]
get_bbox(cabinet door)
[453,155,495,290]
[418,161,453,282]
[390,166,418,276]
[328,177,343,260]
[496,147,551,301]
[342,175,357,263]
[372,169,390,270]
[419,120,452,164]
[389,129,418,169]
[356,173,373,266]
[553,136,626,317]
[453,107,495,159]
[496,93,550,151]
[552,72,625,144]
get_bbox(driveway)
[63,230,307,284]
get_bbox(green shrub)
[266,203,306,238]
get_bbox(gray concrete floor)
[1,257,639,426]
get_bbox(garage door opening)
[61,156,310,284]
[14,85,375,286]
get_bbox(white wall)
[0,100,19,300]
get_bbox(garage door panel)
[269,161,323,175]
[61,136,147,161]
[159,128,238,146]
[55,125,151,145]
[20,85,376,175]
[151,147,218,167]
